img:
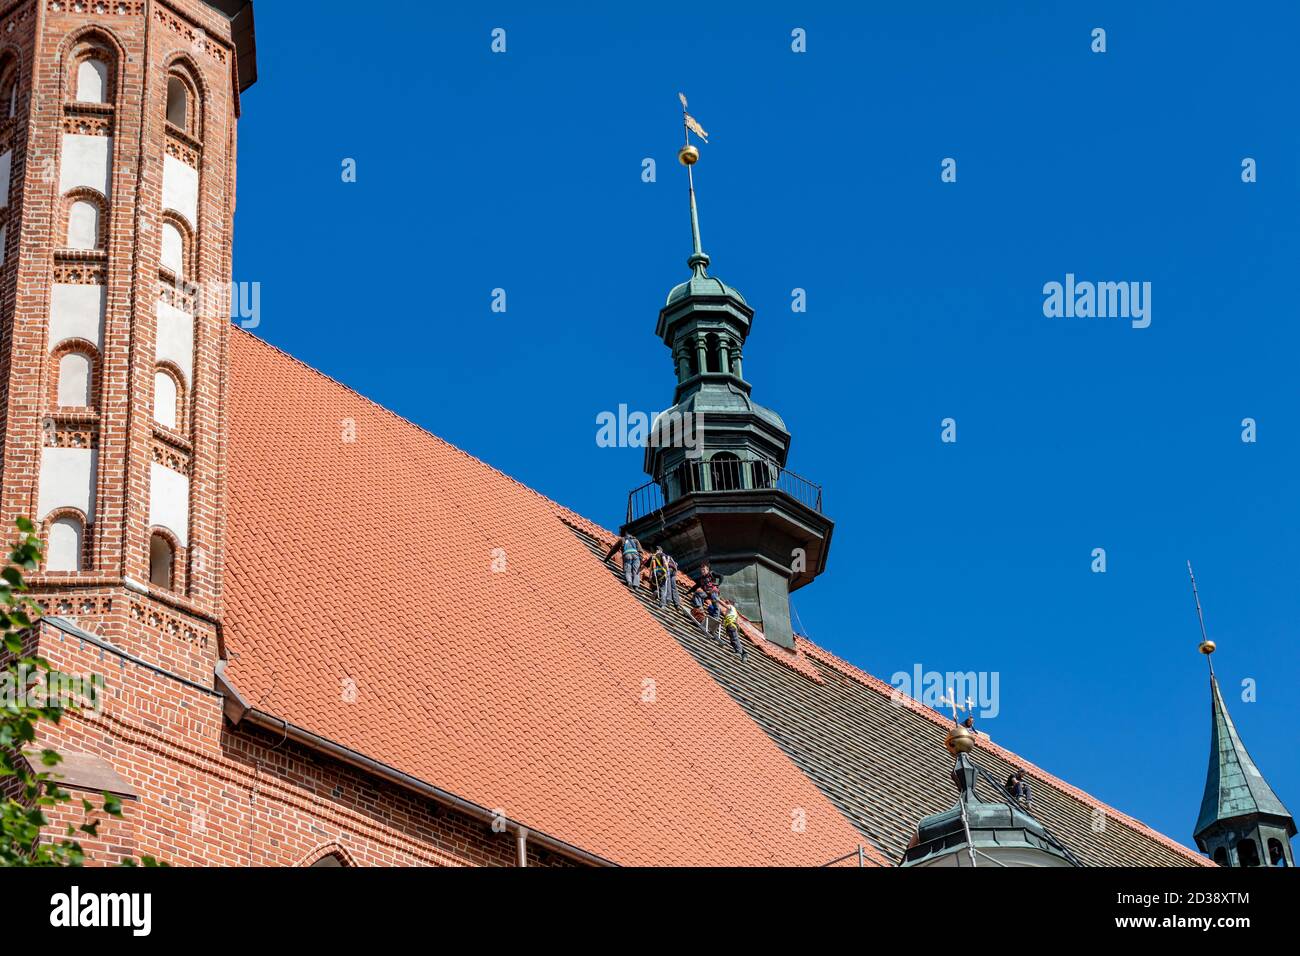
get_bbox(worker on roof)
[604,534,645,590]
[688,562,724,597]
[721,599,747,662]
[696,589,723,641]
[691,589,711,632]
[656,549,681,609]
[1005,770,1032,809]
[648,547,668,603]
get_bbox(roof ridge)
[794,639,1210,866]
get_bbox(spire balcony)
[626,460,823,524]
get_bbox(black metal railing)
[626,459,824,524]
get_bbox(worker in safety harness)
[662,551,681,608]
[720,599,747,662]
[648,547,668,604]
[649,548,681,609]
[603,534,645,590]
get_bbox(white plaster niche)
[76,59,109,104]
[37,447,97,523]
[59,134,112,197]
[47,516,84,573]
[153,370,178,429]
[161,221,184,276]
[155,299,194,385]
[162,153,198,228]
[149,462,189,547]
[57,351,92,407]
[49,284,105,351]
[67,199,100,249]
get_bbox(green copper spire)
[687,163,709,273]
[1194,675,1293,838]
[622,95,834,651]
[677,92,710,274]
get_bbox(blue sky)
[232,2,1299,850]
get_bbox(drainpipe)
[516,826,529,867]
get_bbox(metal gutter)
[234,705,616,868]
[42,619,613,867]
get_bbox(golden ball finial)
[678,144,700,166]
[945,725,975,756]
[1200,639,1216,655]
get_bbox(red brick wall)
[35,620,570,866]
[0,4,567,868]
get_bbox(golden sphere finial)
[1200,639,1216,655]
[944,725,975,756]
[678,144,700,166]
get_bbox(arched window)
[1237,838,1260,867]
[76,58,109,103]
[149,532,174,589]
[154,368,179,429]
[711,452,742,491]
[1212,847,1228,867]
[0,57,18,119]
[705,333,721,373]
[164,67,202,140]
[309,853,346,868]
[166,76,188,128]
[1268,839,1288,867]
[67,198,100,249]
[57,350,93,407]
[47,515,84,572]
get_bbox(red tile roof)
[223,329,879,866]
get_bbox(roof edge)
[232,703,617,867]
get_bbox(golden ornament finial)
[945,725,975,756]
[939,688,976,755]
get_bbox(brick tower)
[0,0,254,684]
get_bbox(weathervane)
[676,93,710,271]
[1187,561,1216,673]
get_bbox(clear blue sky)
[232,1,1299,851]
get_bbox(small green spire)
[1195,675,1294,840]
